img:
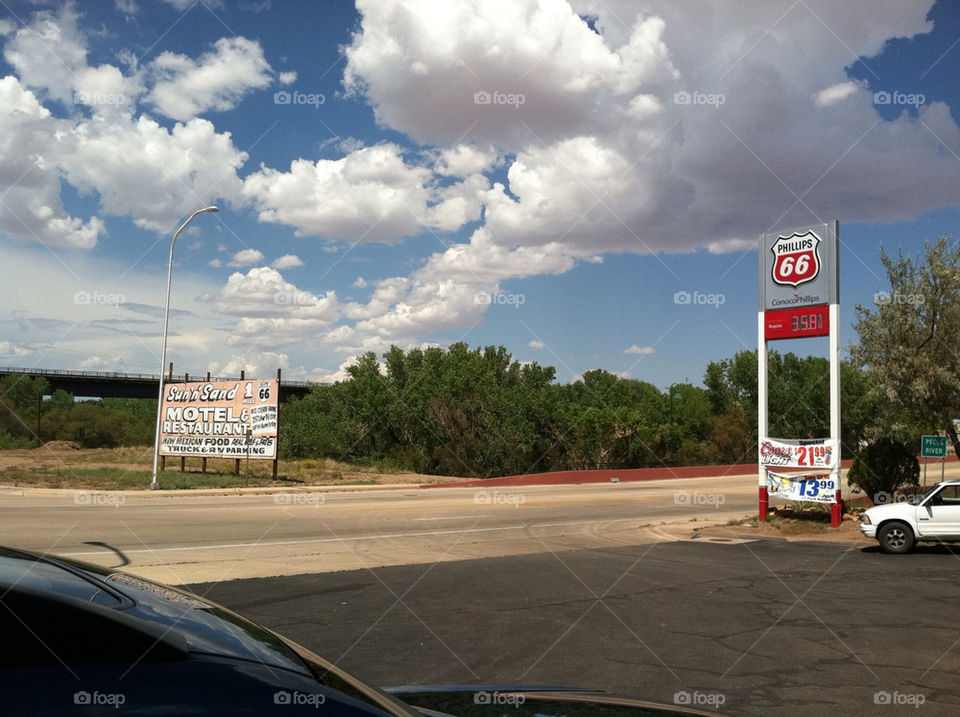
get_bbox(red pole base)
[759,486,769,522]
[830,490,843,528]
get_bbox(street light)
[150,206,219,490]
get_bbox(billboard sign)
[159,379,278,458]
[759,221,838,311]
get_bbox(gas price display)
[764,305,830,340]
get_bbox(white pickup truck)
[860,480,960,553]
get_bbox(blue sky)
[0,0,958,388]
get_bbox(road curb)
[425,470,761,489]
[0,483,426,499]
[423,455,960,489]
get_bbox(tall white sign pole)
[758,311,769,519]
[829,300,842,525]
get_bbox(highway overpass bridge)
[0,367,313,401]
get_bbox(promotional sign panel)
[159,379,278,458]
[759,437,838,469]
[759,221,838,311]
[768,471,837,504]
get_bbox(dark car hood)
[0,546,313,676]
[385,684,727,716]
[2,547,723,716]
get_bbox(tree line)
[0,378,154,450]
[1,346,875,475]
[278,343,887,476]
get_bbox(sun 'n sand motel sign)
[758,220,843,526]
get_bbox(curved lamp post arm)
[151,206,219,490]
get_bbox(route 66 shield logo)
[771,231,821,288]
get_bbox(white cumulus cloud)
[227,248,265,267]
[60,115,246,232]
[0,77,105,249]
[242,143,485,242]
[271,254,304,269]
[216,267,340,322]
[146,37,272,121]
[814,80,862,107]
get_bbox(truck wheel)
[878,521,915,554]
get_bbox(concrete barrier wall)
[426,453,958,489]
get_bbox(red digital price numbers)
[764,305,829,340]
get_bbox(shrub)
[847,437,919,504]
[0,430,36,450]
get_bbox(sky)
[0,0,958,388]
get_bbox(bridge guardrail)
[0,366,312,388]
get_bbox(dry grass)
[0,445,453,489]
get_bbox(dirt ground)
[0,444,451,487]
[694,505,873,544]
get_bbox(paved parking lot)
[192,537,960,716]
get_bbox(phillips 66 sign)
[770,232,821,287]
[759,221,838,311]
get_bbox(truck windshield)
[908,486,940,505]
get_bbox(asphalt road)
[0,475,757,583]
[190,538,960,717]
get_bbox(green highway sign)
[921,435,948,458]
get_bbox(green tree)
[100,398,156,445]
[852,238,960,456]
[34,396,155,449]
[553,371,673,470]
[40,402,126,448]
[708,405,753,465]
[280,343,560,477]
[0,374,49,444]
[839,362,884,453]
[45,389,75,412]
[847,437,920,503]
[703,350,875,458]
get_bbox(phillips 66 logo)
[771,231,821,288]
